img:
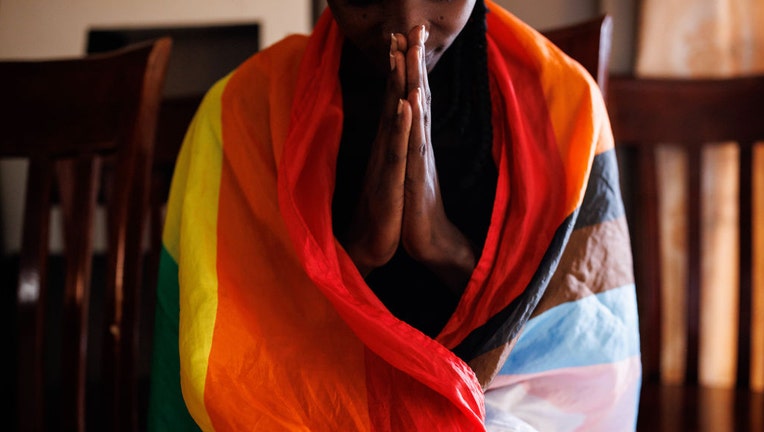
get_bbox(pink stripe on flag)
[485,356,641,431]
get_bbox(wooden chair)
[607,74,764,431]
[542,14,613,93]
[85,27,260,395]
[1,37,171,431]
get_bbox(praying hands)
[342,25,477,294]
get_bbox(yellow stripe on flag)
[165,75,231,431]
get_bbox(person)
[148,0,642,430]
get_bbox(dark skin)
[328,0,479,295]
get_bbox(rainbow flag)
[148,2,640,430]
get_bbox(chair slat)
[16,157,53,432]
[686,145,703,385]
[737,142,755,388]
[637,145,662,382]
[58,156,99,431]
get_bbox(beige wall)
[0,0,310,58]
[496,0,599,30]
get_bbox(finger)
[405,26,425,95]
[395,32,408,56]
[402,87,432,258]
[418,27,431,144]
[370,97,412,196]
[381,33,406,130]
[372,34,408,175]
[385,99,412,190]
[405,87,431,190]
[350,98,411,270]
[420,28,430,96]
[405,26,431,148]
[372,34,408,180]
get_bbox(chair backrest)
[542,14,613,92]
[85,24,259,400]
[0,37,171,431]
[606,74,764,389]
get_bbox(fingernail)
[419,26,426,44]
[397,99,404,115]
[390,35,396,71]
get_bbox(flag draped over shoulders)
[148,1,640,431]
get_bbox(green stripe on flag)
[148,246,201,431]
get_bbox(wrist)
[412,223,476,294]
[343,234,396,277]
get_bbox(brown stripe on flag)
[532,215,634,318]
[468,336,519,390]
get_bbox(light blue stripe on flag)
[499,284,640,376]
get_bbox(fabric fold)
[148,2,633,430]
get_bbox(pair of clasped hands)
[344,25,475,294]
